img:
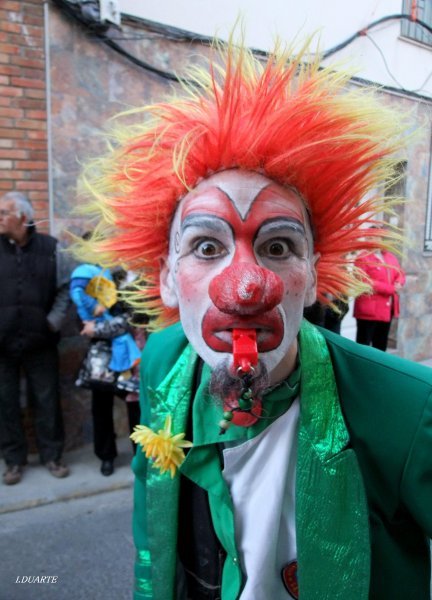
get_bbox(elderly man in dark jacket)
[0,191,70,485]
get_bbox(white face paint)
[160,169,318,385]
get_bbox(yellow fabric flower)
[130,415,193,478]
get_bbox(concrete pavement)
[0,436,134,515]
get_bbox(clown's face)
[160,170,318,386]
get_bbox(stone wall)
[392,94,432,360]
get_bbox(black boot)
[100,459,114,476]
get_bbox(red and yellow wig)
[77,37,408,330]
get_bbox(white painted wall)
[118,0,432,97]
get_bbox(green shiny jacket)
[132,320,432,600]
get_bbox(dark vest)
[0,230,58,354]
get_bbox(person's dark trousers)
[126,400,141,453]
[356,319,392,351]
[91,388,117,461]
[0,346,64,466]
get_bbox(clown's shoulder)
[319,325,432,443]
[320,325,432,515]
[320,324,432,415]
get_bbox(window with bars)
[401,0,432,46]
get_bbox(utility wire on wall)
[321,13,432,58]
[51,0,432,99]
[51,0,193,83]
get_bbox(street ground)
[0,487,134,600]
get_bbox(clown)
[78,37,432,600]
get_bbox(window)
[425,150,432,252]
[383,161,407,231]
[401,0,432,46]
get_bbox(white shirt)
[222,399,299,599]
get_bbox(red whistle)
[233,329,258,373]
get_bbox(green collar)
[191,358,301,446]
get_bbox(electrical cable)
[321,13,432,58]
[50,0,198,84]
[51,1,432,99]
[365,32,432,94]
[98,36,188,83]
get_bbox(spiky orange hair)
[77,37,407,330]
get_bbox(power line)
[51,1,432,100]
[321,13,432,59]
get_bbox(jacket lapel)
[297,322,371,599]
[145,344,197,600]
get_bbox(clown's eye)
[258,239,292,259]
[193,239,226,259]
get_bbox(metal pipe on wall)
[44,1,54,235]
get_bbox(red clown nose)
[208,263,284,315]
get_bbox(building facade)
[1,0,431,447]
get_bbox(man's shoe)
[100,460,114,476]
[46,461,69,478]
[3,465,23,485]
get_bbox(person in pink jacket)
[353,250,406,351]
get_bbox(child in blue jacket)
[70,263,141,390]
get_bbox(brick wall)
[0,0,49,231]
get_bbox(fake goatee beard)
[209,359,270,404]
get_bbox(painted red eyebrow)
[181,184,305,224]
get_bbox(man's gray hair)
[2,191,34,221]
